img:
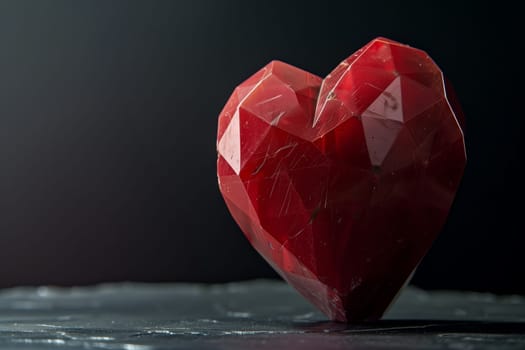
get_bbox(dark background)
[1,1,521,293]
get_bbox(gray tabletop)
[0,280,523,349]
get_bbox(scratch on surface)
[273,142,297,157]
[256,94,283,106]
[363,82,399,113]
[281,224,307,249]
[278,182,293,217]
[268,168,281,197]
[251,157,268,176]
[270,111,286,126]
[290,153,306,170]
[252,142,296,176]
[290,227,306,240]
[284,194,293,215]
[364,82,384,92]
[323,189,329,208]
[351,86,362,98]
[266,142,298,197]
[251,144,272,175]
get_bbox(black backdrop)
[1,1,522,293]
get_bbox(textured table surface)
[0,280,524,349]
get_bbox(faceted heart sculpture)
[216,37,466,322]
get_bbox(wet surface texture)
[1,280,524,349]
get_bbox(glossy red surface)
[217,37,466,322]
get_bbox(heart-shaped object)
[216,37,466,322]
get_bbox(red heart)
[217,37,466,322]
